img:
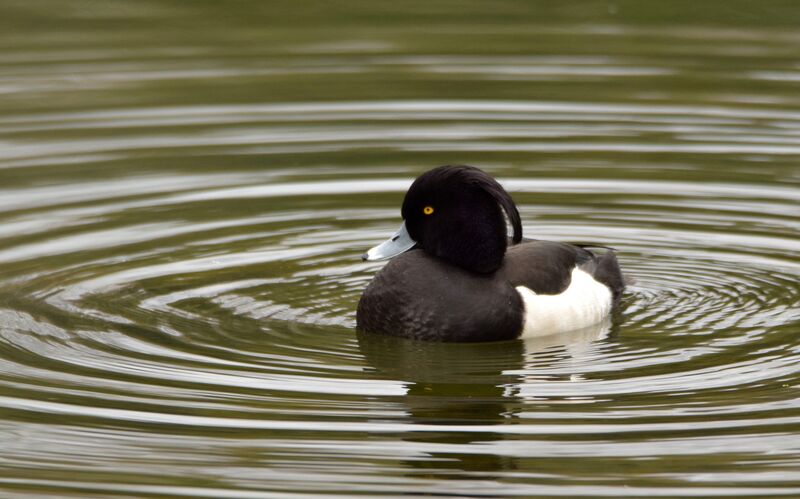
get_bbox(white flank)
[516,267,612,338]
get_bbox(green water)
[1,1,799,497]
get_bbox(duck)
[356,165,626,342]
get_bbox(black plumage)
[357,165,625,342]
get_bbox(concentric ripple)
[1,97,799,497]
[2,2,800,497]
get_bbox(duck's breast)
[357,250,523,342]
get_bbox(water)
[1,1,800,497]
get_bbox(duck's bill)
[362,221,417,261]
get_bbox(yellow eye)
[423,206,434,215]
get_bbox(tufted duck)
[357,165,625,342]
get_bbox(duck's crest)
[419,165,522,243]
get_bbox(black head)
[401,165,522,274]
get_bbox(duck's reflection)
[356,319,610,476]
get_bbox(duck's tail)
[592,250,627,304]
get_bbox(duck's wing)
[503,240,625,302]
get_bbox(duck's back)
[501,240,624,298]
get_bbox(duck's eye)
[423,206,434,216]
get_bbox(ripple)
[2,27,800,495]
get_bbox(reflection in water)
[358,320,610,477]
[359,332,526,477]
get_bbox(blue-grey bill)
[362,221,417,261]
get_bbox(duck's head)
[363,165,522,274]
